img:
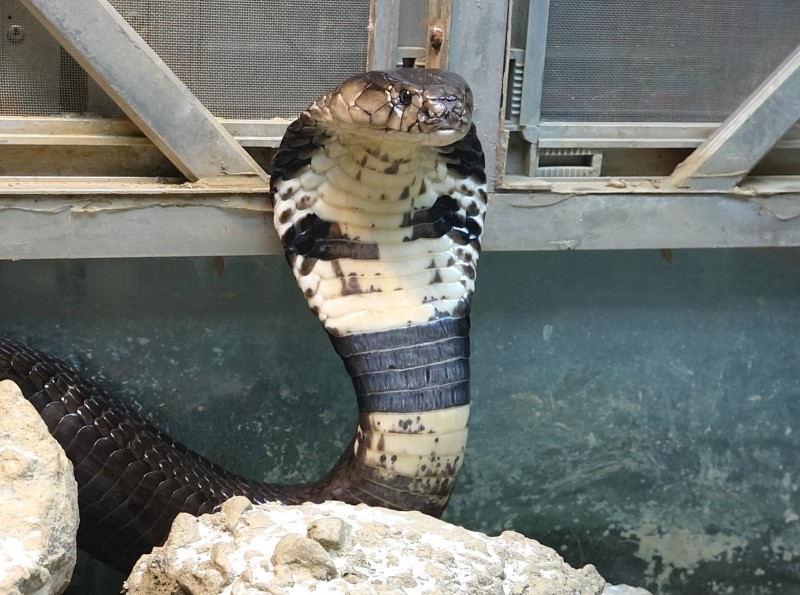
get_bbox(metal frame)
[488,191,800,251]
[9,117,798,153]
[3,0,398,173]
[4,183,800,259]
[1,0,401,156]
[0,117,290,148]
[2,0,800,258]
[449,0,510,187]
[516,0,550,177]
[0,193,277,259]
[537,122,800,151]
[671,43,800,191]
[505,0,800,192]
[19,0,268,185]
[368,0,401,70]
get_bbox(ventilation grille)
[536,148,602,178]
[504,48,524,124]
[0,0,369,119]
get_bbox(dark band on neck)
[329,317,471,414]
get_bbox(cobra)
[0,68,487,572]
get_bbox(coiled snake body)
[0,69,486,572]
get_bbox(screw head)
[429,27,444,50]
[7,24,24,45]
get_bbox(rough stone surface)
[0,380,79,595]
[307,516,351,552]
[125,497,608,594]
[603,585,654,595]
[271,533,337,582]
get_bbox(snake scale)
[0,69,487,572]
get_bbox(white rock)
[306,516,351,551]
[271,533,337,582]
[0,380,79,595]
[125,498,607,594]
[603,584,654,595]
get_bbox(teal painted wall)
[2,250,798,594]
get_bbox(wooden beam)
[425,0,453,70]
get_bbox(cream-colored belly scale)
[273,133,483,335]
[272,130,485,505]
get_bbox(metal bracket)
[368,0,400,71]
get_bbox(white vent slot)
[505,48,524,125]
[536,148,602,177]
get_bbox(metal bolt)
[7,24,24,45]
[429,26,443,50]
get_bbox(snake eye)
[398,89,413,106]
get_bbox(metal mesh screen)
[1,0,61,115]
[1,0,369,119]
[541,1,800,122]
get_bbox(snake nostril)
[429,104,446,118]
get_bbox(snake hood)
[272,68,486,336]
[271,68,487,518]
[314,69,474,143]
